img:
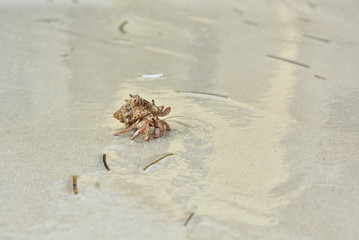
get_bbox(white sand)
[1,0,359,239]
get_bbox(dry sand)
[1,0,359,239]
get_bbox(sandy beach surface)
[1,0,359,239]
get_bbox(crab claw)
[159,107,171,117]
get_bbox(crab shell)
[113,94,165,127]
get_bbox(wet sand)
[1,0,359,239]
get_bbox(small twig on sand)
[73,176,79,194]
[119,20,128,34]
[303,34,330,43]
[103,154,110,171]
[176,90,228,99]
[267,55,310,68]
[143,153,174,171]
[314,74,326,80]
[184,213,194,226]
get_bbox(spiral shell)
[113,94,165,127]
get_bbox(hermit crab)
[113,94,171,141]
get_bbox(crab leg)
[153,116,164,138]
[115,119,140,136]
[151,117,159,138]
[144,122,150,141]
[131,120,149,140]
[162,120,171,131]
[154,128,160,138]
[157,118,165,137]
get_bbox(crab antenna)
[162,115,185,120]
